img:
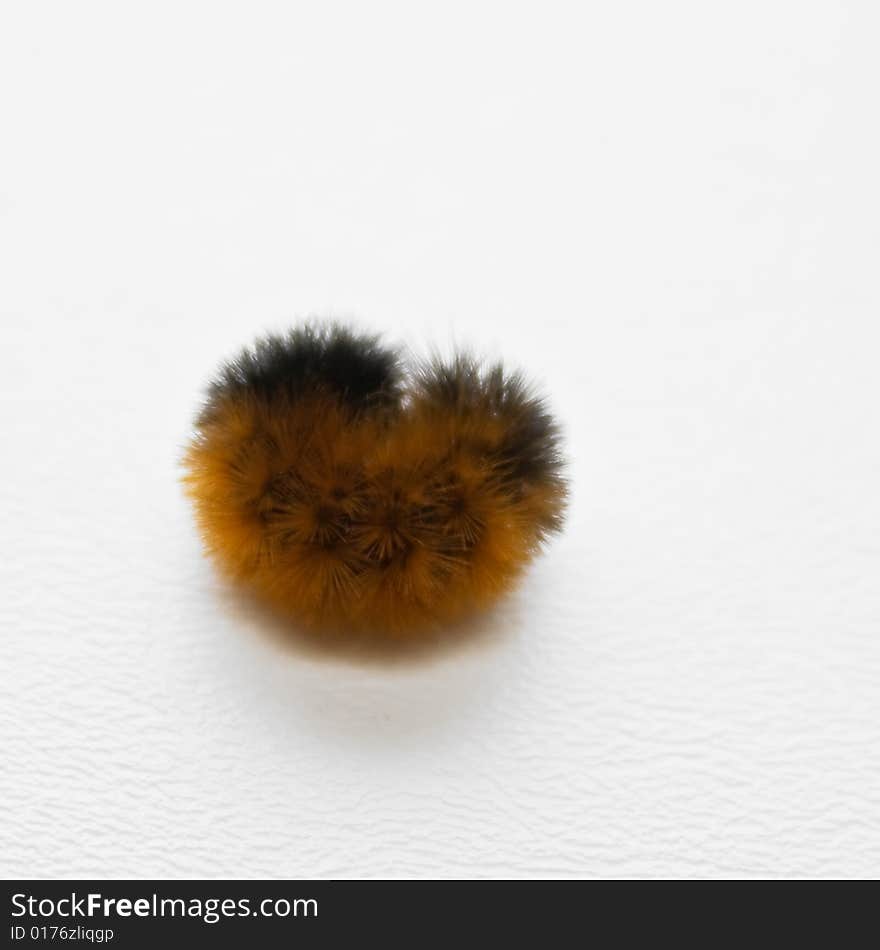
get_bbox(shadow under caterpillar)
[183,324,567,634]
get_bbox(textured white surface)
[2,2,879,879]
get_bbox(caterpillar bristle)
[183,324,567,634]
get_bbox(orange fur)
[183,329,566,634]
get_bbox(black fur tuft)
[414,352,566,490]
[202,323,402,418]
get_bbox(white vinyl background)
[2,2,879,879]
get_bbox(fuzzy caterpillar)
[183,324,566,634]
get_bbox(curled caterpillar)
[183,324,566,634]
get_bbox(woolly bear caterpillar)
[183,324,566,633]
